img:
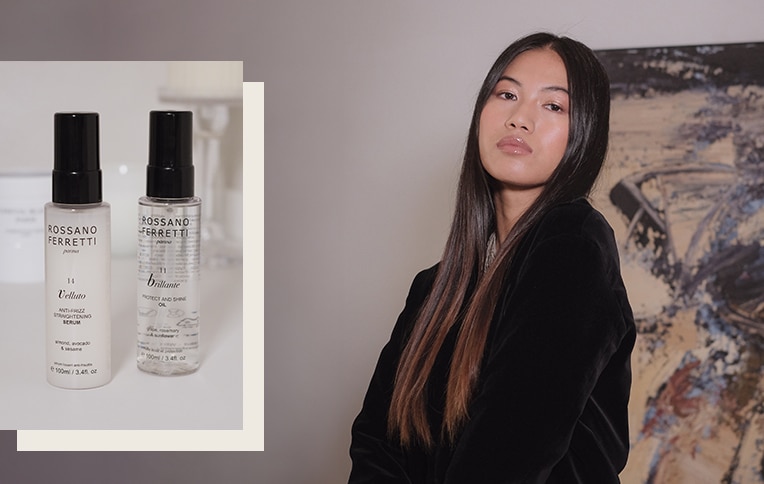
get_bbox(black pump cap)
[53,112,102,204]
[146,110,194,198]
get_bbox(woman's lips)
[497,136,532,155]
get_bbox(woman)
[349,32,636,483]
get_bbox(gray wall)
[1,0,763,483]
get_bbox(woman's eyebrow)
[497,76,569,95]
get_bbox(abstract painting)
[594,42,764,483]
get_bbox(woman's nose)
[505,104,533,132]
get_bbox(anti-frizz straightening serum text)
[45,112,111,389]
[137,111,201,375]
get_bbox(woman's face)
[478,48,569,194]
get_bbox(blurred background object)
[0,172,49,283]
[160,61,244,268]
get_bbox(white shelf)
[0,257,242,430]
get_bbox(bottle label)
[45,204,111,389]
[137,203,200,371]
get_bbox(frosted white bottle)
[137,111,201,375]
[45,112,111,389]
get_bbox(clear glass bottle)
[45,112,111,389]
[137,111,201,375]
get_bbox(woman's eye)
[546,103,563,112]
[498,92,516,101]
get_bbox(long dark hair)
[388,32,611,448]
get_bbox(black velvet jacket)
[349,200,637,483]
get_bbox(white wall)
[0,62,242,258]
[0,62,165,175]
[255,1,764,482]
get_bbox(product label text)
[139,216,191,238]
[47,224,98,247]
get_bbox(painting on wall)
[593,42,764,483]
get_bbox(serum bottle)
[137,111,201,375]
[45,112,111,389]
